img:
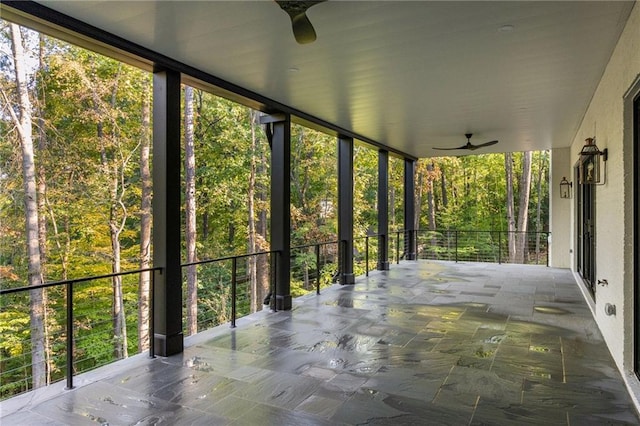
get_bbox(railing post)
[271,252,277,312]
[338,240,347,279]
[455,230,458,263]
[231,257,237,328]
[66,281,74,390]
[149,270,156,358]
[378,234,389,270]
[365,236,369,277]
[315,244,321,295]
[396,232,400,264]
[498,231,502,264]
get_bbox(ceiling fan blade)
[472,140,499,149]
[433,134,498,151]
[291,12,317,44]
[433,145,469,151]
[275,1,325,44]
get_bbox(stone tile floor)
[2,260,639,425]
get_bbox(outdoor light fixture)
[559,177,572,199]
[579,137,607,185]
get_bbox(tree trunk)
[534,152,545,263]
[248,109,259,313]
[138,78,152,352]
[427,162,436,231]
[440,164,448,210]
[184,86,198,335]
[110,226,127,359]
[36,32,54,386]
[504,152,516,262]
[415,161,424,231]
[256,144,270,305]
[10,23,48,390]
[194,91,210,242]
[390,187,396,230]
[36,34,48,275]
[516,151,533,263]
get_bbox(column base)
[340,273,355,285]
[154,332,184,357]
[276,294,292,310]
[406,253,417,260]
[377,261,390,271]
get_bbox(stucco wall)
[568,2,639,375]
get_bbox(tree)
[184,85,198,335]
[425,161,437,231]
[533,151,548,262]
[247,109,260,312]
[505,152,516,261]
[5,23,48,389]
[289,124,338,291]
[515,151,532,263]
[48,49,145,359]
[256,121,271,305]
[138,77,152,352]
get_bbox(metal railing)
[353,232,403,275]
[290,241,339,295]
[416,229,550,266]
[0,267,160,397]
[181,250,277,331]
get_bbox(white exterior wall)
[549,148,572,269]
[566,2,639,400]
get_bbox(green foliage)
[418,151,549,233]
[0,310,29,357]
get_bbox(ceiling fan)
[275,1,326,44]
[433,133,499,151]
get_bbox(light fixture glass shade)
[579,137,602,184]
[559,177,572,199]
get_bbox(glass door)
[576,164,596,298]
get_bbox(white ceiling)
[28,1,636,158]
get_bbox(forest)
[0,22,548,399]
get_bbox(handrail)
[181,249,277,268]
[411,228,550,236]
[291,240,339,250]
[0,267,161,295]
[0,266,161,392]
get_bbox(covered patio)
[2,260,637,425]
[1,0,639,421]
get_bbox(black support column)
[261,113,292,310]
[152,69,184,356]
[377,150,390,270]
[404,158,417,260]
[338,136,355,284]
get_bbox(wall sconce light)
[559,177,572,198]
[579,137,607,185]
